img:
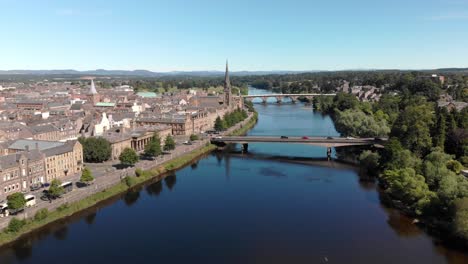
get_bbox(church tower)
[224,60,232,107]
[87,79,100,105]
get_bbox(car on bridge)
[327,136,333,139]
[302,136,309,139]
[280,136,288,139]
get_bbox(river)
[0,88,467,263]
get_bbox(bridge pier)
[261,98,267,104]
[242,143,249,153]
[327,147,332,160]
[275,97,282,104]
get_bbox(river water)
[0,88,467,263]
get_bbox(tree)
[79,137,112,163]
[359,150,380,175]
[391,102,435,156]
[453,197,468,240]
[334,109,390,137]
[48,179,64,199]
[433,109,447,150]
[119,147,139,166]
[164,135,176,151]
[381,168,437,215]
[381,138,422,172]
[447,160,463,174]
[7,192,26,211]
[80,167,94,184]
[214,116,226,131]
[190,134,199,141]
[144,134,162,158]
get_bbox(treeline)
[315,89,468,242]
[214,108,248,131]
[245,71,468,101]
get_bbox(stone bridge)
[242,93,336,103]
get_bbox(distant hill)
[0,68,466,77]
[0,69,312,77]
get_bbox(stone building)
[8,139,83,182]
[0,149,45,201]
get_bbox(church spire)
[89,79,98,95]
[224,60,232,107]
[224,60,230,87]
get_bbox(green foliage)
[34,208,49,221]
[333,92,359,111]
[135,168,143,177]
[381,168,437,215]
[190,134,199,141]
[447,160,463,174]
[334,109,390,137]
[373,95,400,125]
[79,137,112,163]
[7,192,26,210]
[7,218,26,233]
[163,135,176,151]
[423,149,454,189]
[214,108,248,132]
[391,102,435,156]
[80,167,94,183]
[313,96,334,113]
[57,203,69,212]
[145,134,162,157]
[48,179,64,199]
[124,176,137,187]
[359,150,380,174]
[119,147,139,166]
[453,197,468,240]
[214,116,226,131]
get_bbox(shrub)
[124,176,137,187]
[34,208,49,221]
[57,203,69,212]
[190,134,199,141]
[7,218,26,233]
[447,160,464,174]
[135,168,143,177]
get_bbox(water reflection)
[146,180,163,197]
[190,162,198,170]
[85,212,97,225]
[164,174,177,191]
[124,187,142,206]
[53,226,68,241]
[12,240,32,261]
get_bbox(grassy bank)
[229,112,258,136]
[0,143,217,247]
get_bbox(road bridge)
[211,136,386,159]
[242,93,336,103]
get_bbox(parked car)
[302,136,309,139]
[280,136,288,139]
[214,136,223,139]
[30,183,43,191]
[183,141,193,145]
[327,136,334,140]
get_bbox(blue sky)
[0,0,467,71]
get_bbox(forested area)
[313,73,468,242]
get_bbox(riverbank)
[0,111,258,248]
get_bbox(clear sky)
[1,0,467,71]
